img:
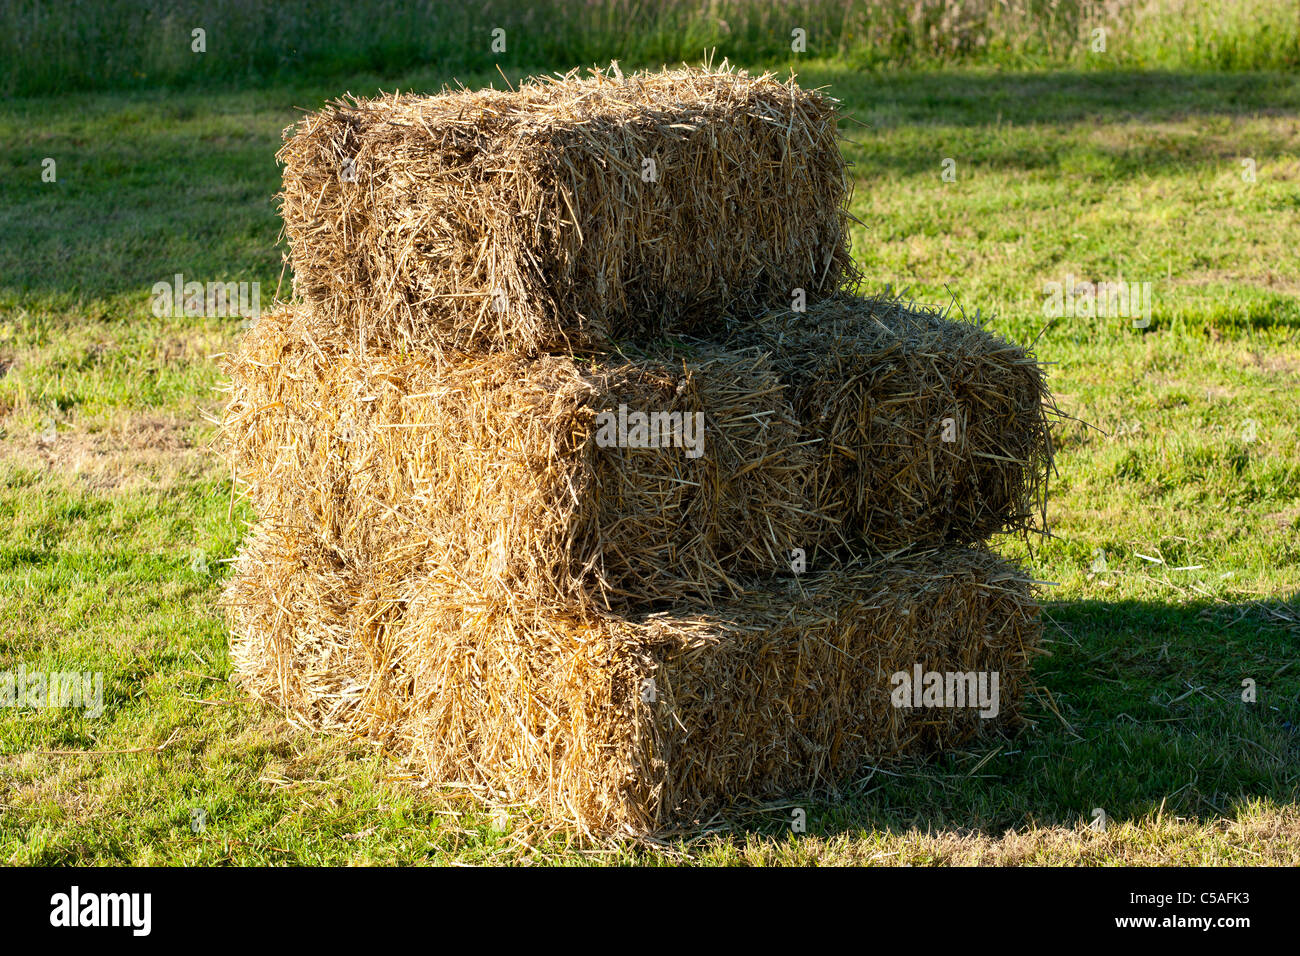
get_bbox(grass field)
[5,0,1298,96]
[1,50,1298,863]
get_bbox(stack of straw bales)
[220,64,1055,835]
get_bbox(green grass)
[3,0,1298,97]
[0,57,1297,865]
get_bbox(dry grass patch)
[0,413,210,491]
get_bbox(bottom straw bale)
[225,527,1042,835]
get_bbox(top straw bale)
[277,63,858,355]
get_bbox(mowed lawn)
[1,63,1297,865]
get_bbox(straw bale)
[747,294,1057,550]
[221,303,815,612]
[277,64,858,355]
[223,520,410,740]
[401,546,1040,834]
[224,533,1041,835]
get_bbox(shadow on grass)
[811,67,1300,129]
[712,594,1298,842]
[827,70,1300,186]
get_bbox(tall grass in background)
[3,0,1297,97]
